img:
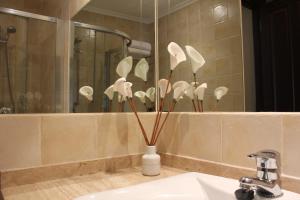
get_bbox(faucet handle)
[248,150,280,169]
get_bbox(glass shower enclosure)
[70,22,131,113]
[0,8,61,114]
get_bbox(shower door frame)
[0,7,57,22]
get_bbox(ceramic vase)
[142,145,160,176]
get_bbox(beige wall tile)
[282,115,300,177]
[97,113,147,157]
[0,116,41,170]
[158,113,222,162]
[222,114,282,168]
[41,115,98,164]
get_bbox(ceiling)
[83,0,198,24]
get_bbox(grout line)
[220,114,223,162]
[39,116,43,165]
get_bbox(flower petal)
[134,91,147,103]
[158,79,172,98]
[185,45,205,74]
[79,86,93,101]
[214,86,229,101]
[134,58,149,82]
[173,87,186,102]
[116,56,133,78]
[168,42,186,70]
[194,83,208,101]
[104,85,115,100]
[146,87,156,102]
[113,78,127,97]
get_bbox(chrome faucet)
[239,150,283,198]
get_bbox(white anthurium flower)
[167,42,187,70]
[116,56,133,78]
[194,83,208,101]
[214,86,229,101]
[134,58,149,82]
[158,79,172,98]
[113,78,127,97]
[185,85,195,100]
[172,81,190,91]
[134,91,147,104]
[79,86,93,101]
[173,87,186,102]
[185,45,205,74]
[124,82,133,98]
[104,85,115,100]
[146,87,156,102]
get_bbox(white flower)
[194,83,208,101]
[124,82,133,98]
[104,85,115,100]
[134,91,147,103]
[167,42,186,70]
[172,81,190,91]
[185,84,195,100]
[79,86,93,101]
[173,87,186,102]
[113,78,127,96]
[214,86,229,101]
[116,56,133,78]
[158,79,172,98]
[134,58,149,82]
[185,45,205,74]
[113,78,133,98]
[146,87,156,102]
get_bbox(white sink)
[74,172,300,200]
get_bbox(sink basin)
[74,172,300,200]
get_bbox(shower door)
[0,9,59,113]
[71,24,127,113]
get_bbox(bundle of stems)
[126,70,174,146]
[149,70,173,146]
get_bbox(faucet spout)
[239,177,283,198]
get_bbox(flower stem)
[127,98,150,145]
[153,101,176,145]
[151,71,173,144]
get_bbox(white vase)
[142,146,160,176]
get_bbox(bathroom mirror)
[157,0,245,112]
[70,0,156,113]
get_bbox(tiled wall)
[0,113,151,170]
[0,113,300,180]
[158,0,244,112]
[158,113,300,178]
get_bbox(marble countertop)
[1,167,184,200]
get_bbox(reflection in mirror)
[0,9,61,114]
[242,0,300,112]
[158,0,244,112]
[70,0,155,113]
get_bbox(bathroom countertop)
[1,167,184,200]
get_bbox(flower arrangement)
[103,42,229,146]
